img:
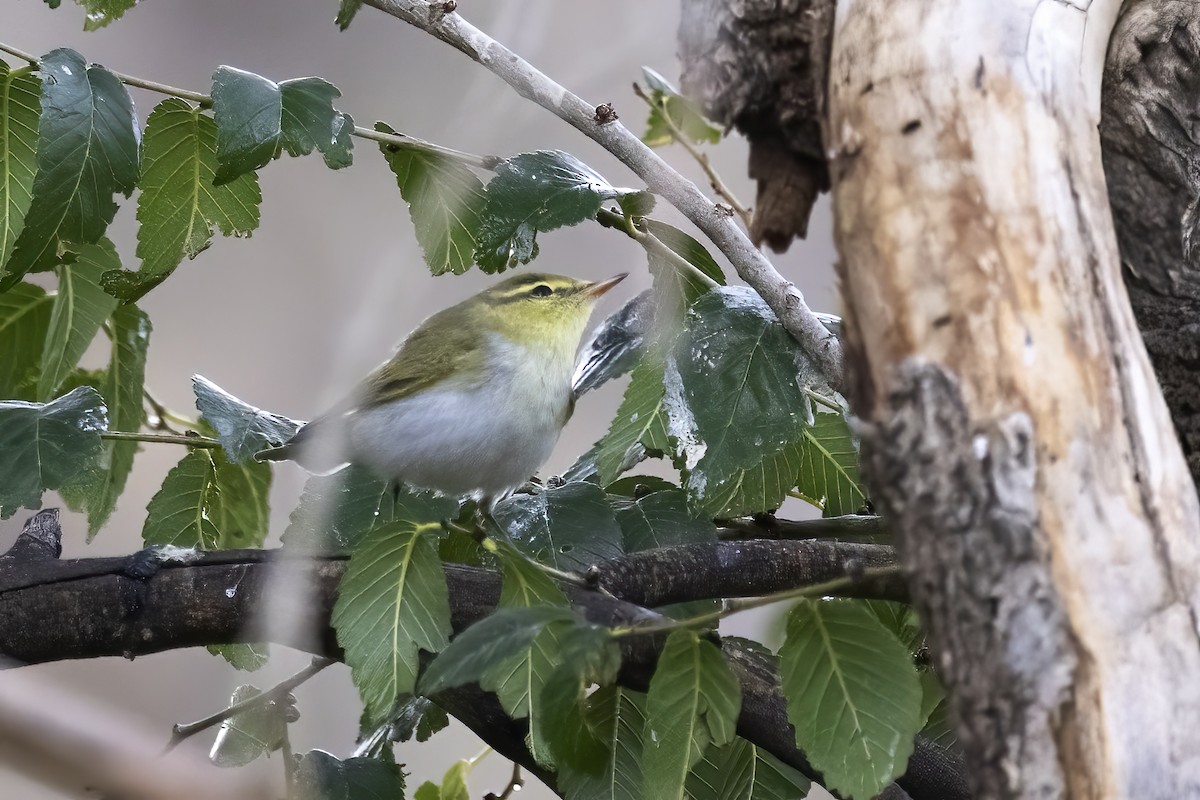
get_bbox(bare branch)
[361,0,844,386]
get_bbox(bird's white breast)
[345,333,575,499]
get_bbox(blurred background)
[0,0,840,796]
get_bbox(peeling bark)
[829,0,1200,796]
[1101,3,1200,484]
[678,0,835,248]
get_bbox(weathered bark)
[1101,3,1200,485]
[828,0,1200,797]
[678,0,835,249]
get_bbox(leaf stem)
[608,566,903,638]
[0,40,493,169]
[632,83,752,230]
[595,208,718,290]
[163,657,333,753]
[142,388,199,433]
[100,430,222,449]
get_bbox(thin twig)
[363,0,844,386]
[492,762,524,800]
[0,41,492,170]
[100,430,222,448]
[164,657,334,753]
[633,82,753,229]
[609,565,902,637]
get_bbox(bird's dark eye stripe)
[531,284,553,297]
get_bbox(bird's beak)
[583,272,628,299]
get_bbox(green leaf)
[211,66,282,184]
[642,630,741,800]
[591,355,673,484]
[211,455,272,548]
[281,465,404,552]
[293,750,406,800]
[376,122,486,276]
[1,49,138,288]
[919,669,956,750]
[70,303,149,537]
[420,606,575,696]
[45,0,139,30]
[38,239,119,400]
[208,643,269,672]
[685,738,812,800]
[475,150,643,273]
[486,543,571,765]
[141,449,220,547]
[642,219,725,295]
[670,287,818,517]
[208,684,285,767]
[0,386,106,518]
[779,598,923,800]
[538,625,623,770]
[437,760,471,800]
[640,69,721,149]
[119,98,261,301]
[414,783,440,800]
[558,686,647,800]
[493,481,624,571]
[193,374,299,463]
[794,412,867,517]
[0,60,40,268]
[0,282,53,399]
[335,0,364,30]
[332,490,459,724]
[279,77,354,169]
[372,695,448,744]
[612,487,716,553]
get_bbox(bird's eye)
[531,284,553,297]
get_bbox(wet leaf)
[493,481,624,571]
[0,385,106,518]
[611,487,715,553]
[475,150,644,273]
[293,749,405,800]
[208,684,286,767]
[193,374,299,464]
[1,49,138,288]
[279,77,354,169]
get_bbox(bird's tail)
[255,416,349,474]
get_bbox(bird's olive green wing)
[355,304,488,410]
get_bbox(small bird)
[258,272,627,504]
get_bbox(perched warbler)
[259,272,627,504]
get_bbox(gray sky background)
[0,1,839,796]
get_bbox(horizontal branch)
[0,512,963,799]
[363,0,844,386]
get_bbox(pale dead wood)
[828,0,1200,796]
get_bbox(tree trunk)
[827,0,1200,797]
[1100,2,1200,487]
